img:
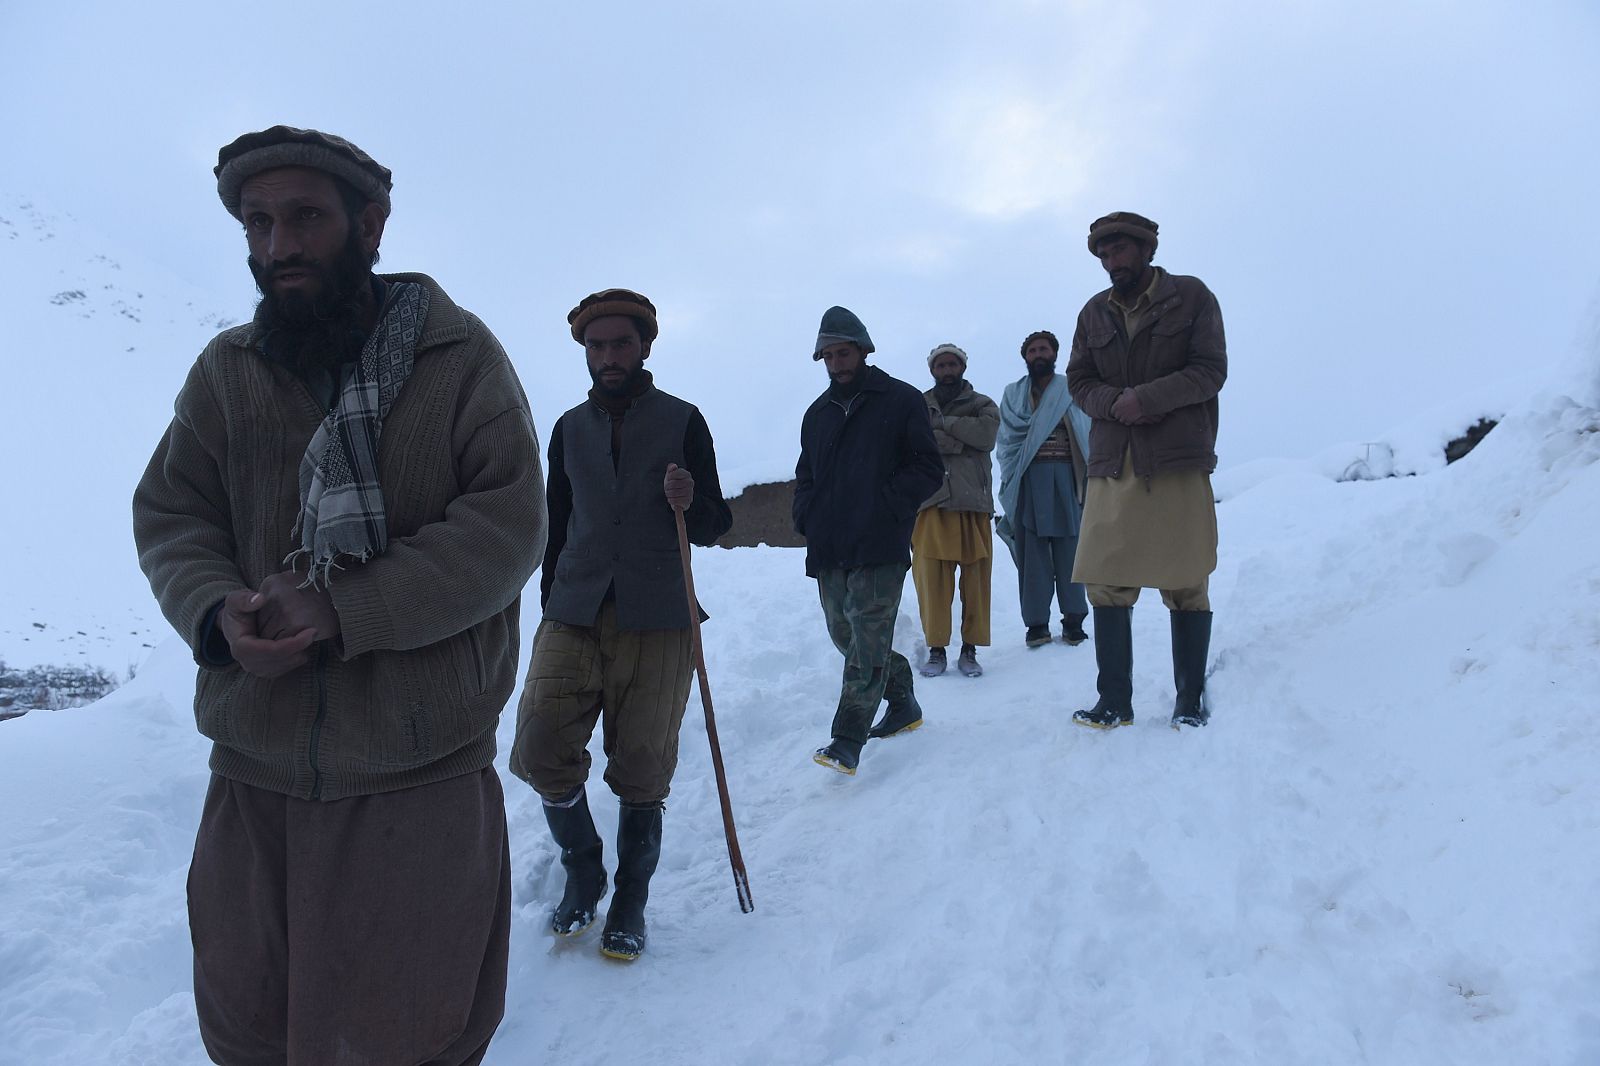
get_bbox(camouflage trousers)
[816,563,915,745]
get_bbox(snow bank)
[3,389,1598,1065]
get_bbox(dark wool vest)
[544,388,695,630]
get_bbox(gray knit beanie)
[927,342,968,368]
[215,126,393,220]
[812,306,875,359]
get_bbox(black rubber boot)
[868,689,924,739]
[600,801,663,961]
[1072,606,1134,729]
[1170,610,1213,728]
[542,786,607,936]
[813,736,863,774]
[1061,613,1089,645]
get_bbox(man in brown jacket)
[132,126,544,1065]
[912,343,999,678]
[1066,211,1226,730]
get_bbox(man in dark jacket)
[794,306,944,774]
[1065,212,1227,730]
[510,288,732,961]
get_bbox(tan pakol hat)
[568,288,659,343]
[927,342,968,367]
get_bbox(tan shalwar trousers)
[510,601,695,806]
[1085,578,1210,611]
[911,508,993,647]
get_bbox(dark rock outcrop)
[716,480,805,548]
[1445,419,1497,464]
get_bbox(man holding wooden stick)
[510,288,732,961]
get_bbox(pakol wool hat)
[215,126,393,220]
[927,342,968,368]
[813,306,874,359]
[568,288,659,344]
[1087,211,1159,257]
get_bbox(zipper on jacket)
[466,627,487,696]
[308,643,328,800]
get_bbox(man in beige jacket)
[911,343,999,678]
[133,126,544,1065]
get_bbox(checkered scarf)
[288,280,429,586]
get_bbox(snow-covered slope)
[2,387,1596,1065]
[0,193,243,672]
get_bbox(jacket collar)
[1092,268,1181,323]
[859,364,890,392]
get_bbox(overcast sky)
[4,0,1597,484]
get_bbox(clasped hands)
[1110,387,1154,426]
[218,572,341,678]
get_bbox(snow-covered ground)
[3,384,1597,1065]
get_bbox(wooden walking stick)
[674,505,755,914]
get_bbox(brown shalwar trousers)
[188,769,510,1066]
[509,601,695,806]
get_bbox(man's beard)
[250,227,374,377]
[1027,356,1057,380]
[588,362,648,399]
[934,372,964,388]
[1109,267,1142,297]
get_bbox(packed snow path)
[3,397,1597,1065]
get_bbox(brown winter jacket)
[920,382,999,514]
[1066,270,1227,479]
[133,273,546,801]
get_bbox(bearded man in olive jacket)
[133,126,545,1065]
[1066,211,1226,731]
[911,342,999,679]
[795,306,945,775]
[510,288,732,962]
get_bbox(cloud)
[922,8,1175,221]
[935,92,1105,219]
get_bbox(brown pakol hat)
[1086,211,1159,256]
[215,126,393,220]
[568,288,659,344]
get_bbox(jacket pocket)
[1148,315,1194,373]
[464,626,487,697]
[195,667,270,752]
[1085,327,1121,382]
[355,636,482,768]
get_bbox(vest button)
[613,517,621,525]
[612,552,621,561]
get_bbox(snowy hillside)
[0,193,243,672]
[2,384,1596,1065]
